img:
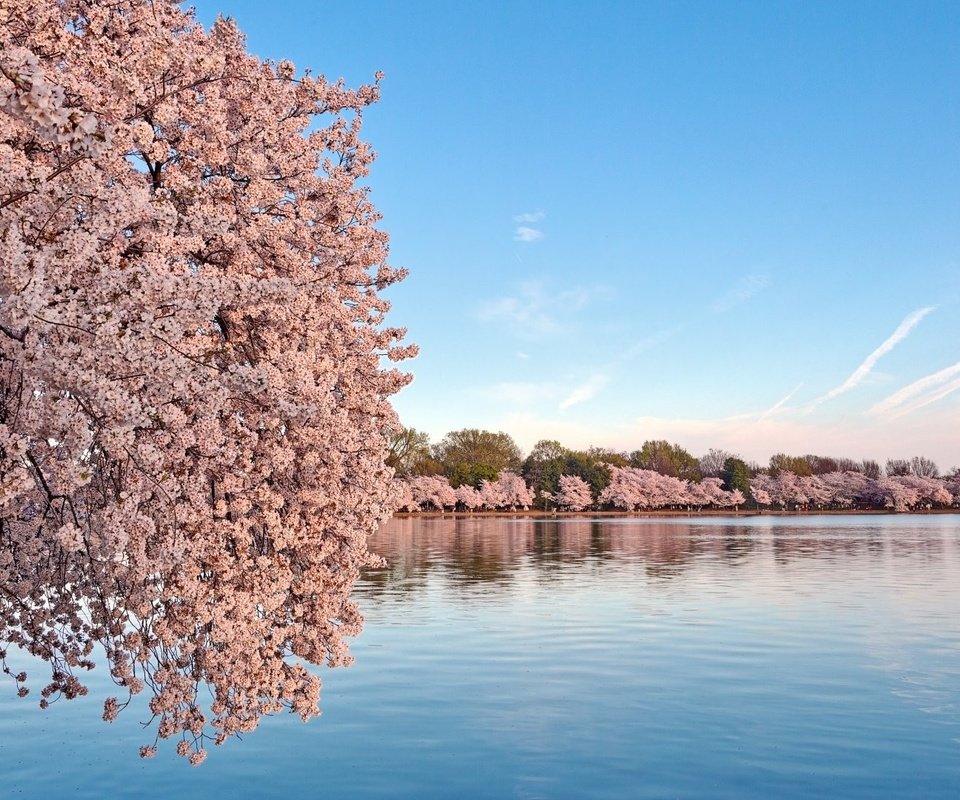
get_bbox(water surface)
[3,515,960,798]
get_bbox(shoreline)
[393,507,960,520]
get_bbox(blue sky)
[193,0,959,469]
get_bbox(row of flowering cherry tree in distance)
[388,429,960,513]
[1,0,414,765]
[395,468,960,514]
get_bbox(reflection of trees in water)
[668,525,758,565]
[358,517,531,592]
[622,523,703,579]
[723,532,756,562]
[361,518,725,592]
[532,519,614,568]
[358,518,960,598]
[590,522,612,559]
[771,528,887,565]
[890,535,944,562]
[760,523,952,566]
[533,520,562,565]
[357,516,431,599]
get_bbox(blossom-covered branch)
[1,0,413,764]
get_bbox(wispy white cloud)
[618,325,685,362]
[514,226,544,242]
[479,285,557,335]
[809,306,936,409]
[757,382,804,422]
[904,377,960,415]
[870,360,960,419]
[478,280,607,337]
[535,326,681,415]
[711,273,770,313]
[516,351,530,360]
[513,211,546,242]
[473,371,612,412]
[559,374,608,411]
[514,211,545,223]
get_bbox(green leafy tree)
[386,427,432,477]
[563,450,614,500]
[448,462,500,489]
[769,453,813,476]
[629,440,702,481]
[587,446,629,468]
[721,457,751,497]
[522,440,569,506]
[432,428,523,487]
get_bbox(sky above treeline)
[192,0,960,469]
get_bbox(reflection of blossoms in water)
[363,517,720,592]
[363,516,960,599]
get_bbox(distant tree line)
[388,428,959,514]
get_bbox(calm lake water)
[4,514,960,798]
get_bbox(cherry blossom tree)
[749,484,772,507]
[817,471,871,508]
[698,477,737,509]
[478,478,506,511]
[945,473,960,506]
[864,478,920,512]
[598,467,642,511]
[493,472,535,510]
[407,476,457,511]
[746,470,955,512]
[554,474,593,511]
[803,475,833,509]
[685,479,712,510]
[1,0,413,763]
[599,466,696,511]
[728,489,746,509]
[454,483,483,511]
[393,479,419,513]
[751,472,810,509]
[895,475,951,507]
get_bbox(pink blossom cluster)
[2,0,412,763]
[543,474,594,511]
[398,472,534,512]
[945,473,960,503]
[0,46,108,156]
[455,483,484,511]
[751,471,956,512]
[394,467,960,516]
[481,472,534,510]
[600,467,745,511]
[404,475,458,511]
